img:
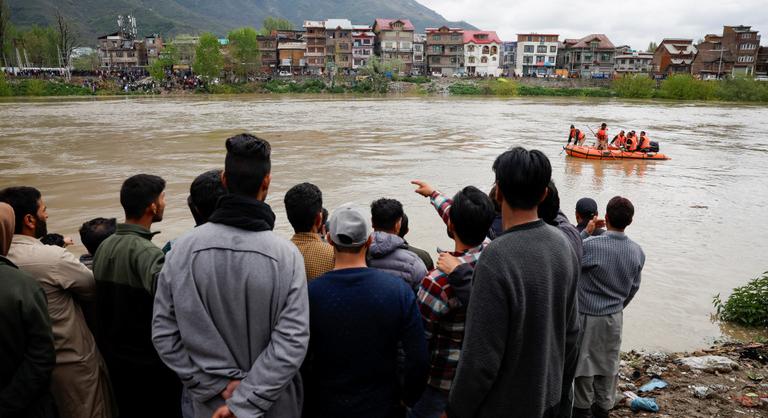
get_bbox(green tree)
[227,27,260,79]
[260,17,294,35]
[647,42,658,53]
[0,0,10,66]
[72,51,99,71]
[193,32,223,80]
[612,74,656,98]
[19,25,59,67]
[0,70,13,96]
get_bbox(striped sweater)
[578,231,645,316]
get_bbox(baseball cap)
[328,205,372,248]
[575,197,598,217]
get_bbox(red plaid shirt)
[416,191,487,392]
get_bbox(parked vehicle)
[278,71,292,77]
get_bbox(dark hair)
[537,180,560,225]
[321,208,329,225]
[79,217,117,255]
[120,174,166,219]
[606,196,634,230]
[0,186,42,234]
[492,147,551,210]
[40,233,65,247]
[450,186,495,247]
[224,133,271,196]
[189,169,226,225]
[284,183,323,233]
[371,198,404,231]
[398,213,410,238]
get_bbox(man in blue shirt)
[304,205,429,418]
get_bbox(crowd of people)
[0,133,645,418]
[568,123,657,153]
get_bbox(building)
[691,34,731,79]
[144,35,163,65]
[372,19,415,73]
[278,42,306,74]
[463,30,502,76]
[352,25,375,69]
[303,20,326,74]
[170,35,199,70]
[757,46,768,77]
[614,51,654,75]
[413,33,426,75]
[515,33,559,76]
[324,19,353,72]
[501,41,517,76]
[561,34,616,78]
[258,35,278,74]
[692,26,761,79]
[652,39,697,77]
[426,26,464,76]
[97,32,147,69]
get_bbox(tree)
[0,0,9,67]
[72,51,99,71]
[260,17,294,35]
[55,9,80,78]
[20,25,59,67]
[193,32,223,80]
[647,42,658,53]
[227,27,260,79]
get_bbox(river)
[1,95,767,352]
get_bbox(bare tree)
[55,9,79,78]
[0,0,10,67]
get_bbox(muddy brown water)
[1,95,767,351]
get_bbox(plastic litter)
[630,397,659,412]
[639,378,668,392]
[692,386,711,399]
[678,355,739,373]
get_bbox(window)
[468,56,476,64]
[451,34,460,41]
[363,39,371,45]
[548,56,555,63]
[738,55,754,62]
[491,46,497,55]
[629,59,634,65]
[401,41,412,49]
[482,46,490,54]
[539,36,545,42]
[527,36,533,41]
[741,33,752,39]
[481,56,488,63]
[590,41,599,48]
[432,45,442,53]
[433,35,441,41]
[550,46,556,53]
[492,56,497,61]
[449,46,458,53]
[740,43,757,50]
[524,45,534,53]
[450,57,457,64]
[601,53,611,61]
[523,56,533,64]
[537,45,547,53]
[536,55,545,63]
[467,45,475,53]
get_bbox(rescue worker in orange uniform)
[611,130,627,149]
[625,131,638,152]
[638,131,652,152]
[596,123,609,150]
[567,125,586,146]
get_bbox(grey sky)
[418,0,768,50]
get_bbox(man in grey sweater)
[573,196,644,418]
[152,134,309,418]
[447,147,580,418]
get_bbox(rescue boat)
[564,144,670,161]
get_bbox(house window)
[450,57,457,64]
[433,35,441,41]
[527,36,533,41]
[523,56,533,64]
[539,36,545,42]
[363,39,371,45]
[482,46,490,54]
[548,56,555,63]
[601,53,611,61]
[401,41,412,49]
[524,45,534,53]
[492,56,497,61]
[481,56,488,63]
[536,55,545,63]
[491,46,498,55]
[741,33,752,39]
[451,34,460,41]
[467,45,475,53]
[550,46,556,53]
[537,45,547,53]
[468,56,476,64]
[432,45,442,53]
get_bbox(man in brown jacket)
[0,187,113,418]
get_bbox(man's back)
[368,231,428,290]
[153,221,310,417]
[305,267,427,418]
[448,220,580,418]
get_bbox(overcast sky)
[418,0,768,50]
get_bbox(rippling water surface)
[2,95,767,351]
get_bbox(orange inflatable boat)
[564,144,671,161]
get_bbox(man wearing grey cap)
[575,197,606,238]
[303,205,429,418]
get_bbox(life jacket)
[569,128,576,140]
[597,128,608,141]
[626,135,638,151]
[639,135,651,150]
[578,132,586,141]
[613,134,626,147]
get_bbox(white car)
[278,71,292,77]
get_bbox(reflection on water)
[1,95,768,352]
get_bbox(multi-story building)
[97,31,147,68]
[426,26,464,76]
[501,41,517,76]
[463,30,502,76]
[515,33,559,76]
[561,34,616,78]
[413,34,426,75]
[692,26,761,79]
[691,34,731,79]
[352,25,375,70]
[325,19,353,72]
[652,39,697,77]
[144,34,163,65]
[614,51,654,75]
[258,35,278,74]
[721,25,761,76]
[278,42,306,74]
[372,19,415,73]
[303,20,326,75]
[757,46,768,77]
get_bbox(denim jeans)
[181,386,194,418]
[408,386,448,418]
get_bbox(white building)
[515,33,559,76]
[413,33,426,74]
[614,51,654,75]
[352,25,375,69]
[463,30,502,76]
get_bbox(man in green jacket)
[93,174,181,417]
[0,202,57,418]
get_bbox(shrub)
[714,271,768,327]
[658,74,717,100]
[401,76,430,84]
[716,77,768,102]
[23,79,46,96]
[612,74,656,98]
[486,78,518,96]
[0,72,12,97]
[449,82,484,95]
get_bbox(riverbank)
[2,73,767,103]
[614,341,768,417]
